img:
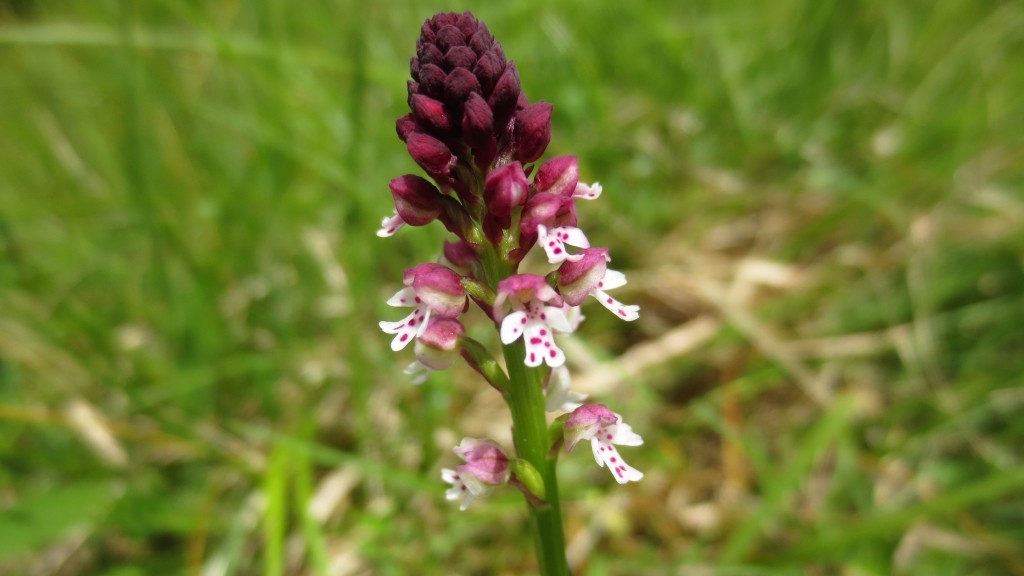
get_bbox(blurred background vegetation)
[1,0,1023,574]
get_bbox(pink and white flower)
[441,438,511,510]
[495,274,571,368]
[537,224,590,264]
[564,404,643,484]
[557,248,639,321]
[379,264,466,351]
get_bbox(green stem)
[480,245,568,575]
[503,342,569,576]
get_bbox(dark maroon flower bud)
[444,67,481,106]
[445,46,477,70]
[462,92,494,148]
[557,248,609,306]
[396,114,419,142]
[435,24,466,53]
[488,62,520,123]
[483,161,529,218]
[513,102,553,164]
[406,132,456,176]
[390,174,443,226]
[418,43,444,68]
[473,48,505,96]
[534,155,579,196]
[469,30,493,55]
[410,94,452,133]
[417,63,447,97]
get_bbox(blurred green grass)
[1,0,1023,574]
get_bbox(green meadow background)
[2,1,1023,574]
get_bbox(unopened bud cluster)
[379,12,643,509]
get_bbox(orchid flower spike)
[379,263,466,351]
[564,404,644,484]
[441,438,511,510]
[494,274,571,368]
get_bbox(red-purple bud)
[513,102,553,164]
[557,248,610,306]
[534,155,579,197]
[444,67,481,107]
[396,114,419,142]
[473,48,505,96]
[461,92,494,148]
[487,62,520,124]
[443,239,479,271]
[417,63,446,96]
[445,46,477,69]
[410,94,452,133]
[406,132,456,176]
[483,161,529,218]
[389,174,443,226]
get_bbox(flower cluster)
[379,12,643,509]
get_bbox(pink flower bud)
[414,317,464,370]
[513,102,553,164]
[389,174,443,226]
[406,132,456,177]
[483,161,529,218]
[410,94,452,133]
[557,248,609,306]
[454,438,510,486]
[405,263,466,318]
[534,155,579,197]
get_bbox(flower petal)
[591,438,644,484]
[599,269,628,291]
[592,289,640,321]
[379,306,428,351]
[386,287,418,307]
[500,310,528,344]
[376,211,406,237]
[524,320,565,368]
[542,306,573,333]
